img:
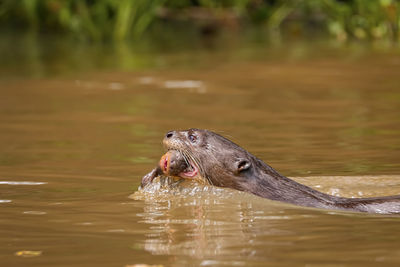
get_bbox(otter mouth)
[180,164,199,178]
[159,150,199,179]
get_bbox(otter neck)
[242,159,341,210]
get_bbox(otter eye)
[188,134,197,143]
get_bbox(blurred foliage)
[0,0,399,41]
[0,0,164,40]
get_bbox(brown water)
[1,41,400,266]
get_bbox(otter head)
[161,128,255,189]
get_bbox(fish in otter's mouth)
[159,150,200,179]
[139,148,205,188]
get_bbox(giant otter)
[141,128,400,214]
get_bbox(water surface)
[1,40,400,266]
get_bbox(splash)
[130,175,244,202]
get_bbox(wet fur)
[144,128,400,214]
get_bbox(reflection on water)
[132,176,400,266]
[1,39,400,266]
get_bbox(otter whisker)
[188,153,208,185]
[180,149,191,168]
[186,150,213,186]
[164,136,212,186]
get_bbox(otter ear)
[235,158,251,173]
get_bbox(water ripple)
[0,181,47,185]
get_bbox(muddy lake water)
[1,37,400,266]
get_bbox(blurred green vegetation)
[0,0,399,41]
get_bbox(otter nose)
[165,131,174,139]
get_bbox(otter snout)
[165,130,175,139]
[163,130,183,150]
